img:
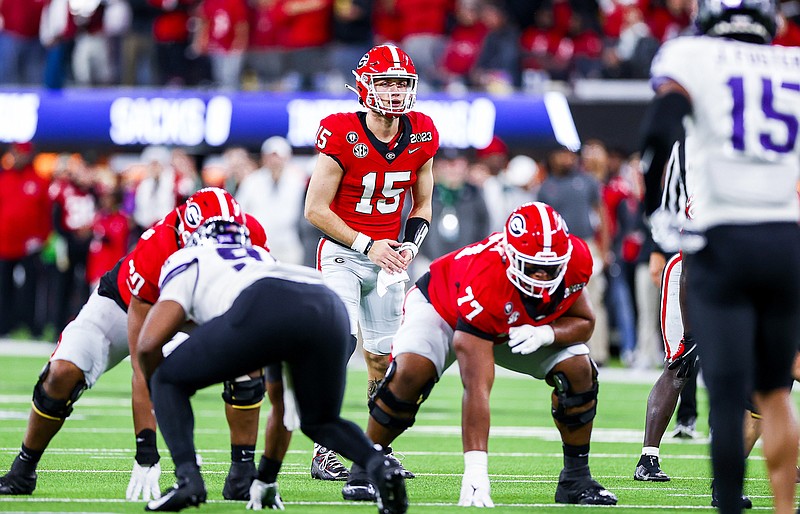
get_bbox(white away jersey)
[158,244,324,324]
[651,36,800,231]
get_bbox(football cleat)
[311,444,350,481]
[633,454,670,482]
[671,417,700,439]
[342,464,377,502]
[384,447,415,479]
[710,479,752,509]
[222,460,256,501]
[0,456,37,495]
[146,475,207,512]
[555,474,617,505]
[370,453,408,514]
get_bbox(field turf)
[0,349,789,513]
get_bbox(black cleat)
[384,447,414,479]
[555,474,617,505]
[146,476,207,512]
[0,456,37,495]
[634,454,670,482]
[222,460,256,501]
[371,454,408,514]
[710,479,752,509]
[342,464,377,502]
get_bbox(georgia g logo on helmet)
[507,213,527,238]
[184,202,203,229]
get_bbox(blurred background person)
[192,0,249,89]
[86,174,129,290]
[416,147,490,280]
[49,153,96,334]
[132,146,181,235]
[0,143,51,338]
[236,136,306,264]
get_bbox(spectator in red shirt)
[193,0,250,89]
[246,0,285,89]
[0,143,51,337]
[773,13,800,47]
[150,0,207,86]
[394,0,453,89]
[273,0,333,90]
[86,179,130,289]
[437,0,487,91]
[0,0,47,84]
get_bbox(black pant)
[686,223,800,514]
[0,253,43,336]
[150,278,377,474]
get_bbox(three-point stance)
[343,202,617,506]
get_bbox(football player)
[342,202,617,507]
[640,0,800,511]
[137,219,408,514]
[0,187,280,502]
[304,43,437,480]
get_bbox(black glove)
[667,336,698,379]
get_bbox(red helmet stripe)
[534,202,552,251]
[210,187,231,220]
[387,45,401,67]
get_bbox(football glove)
[648,208,682,254]
[458,451,494,507]
[507,324,555,355]
[667,337,698,379]
[246,479,284,510]
[126,461,161,501]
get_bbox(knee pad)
[222,375,266,410]
[368,360,436,430]
[549,361,599,428]
[32,363,87,421]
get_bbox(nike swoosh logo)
[408,147,421,154]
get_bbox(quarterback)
[343,202,617,506]
[304,43,436,481]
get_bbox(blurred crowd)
[4,0,800,92]
[0,136,666,368]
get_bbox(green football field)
[0,350,791,513]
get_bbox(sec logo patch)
[353,143,369,158]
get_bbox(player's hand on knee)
[458,451,494,507]
[247,479,284,510]
[126,461,161,501]
[507,324,555,355]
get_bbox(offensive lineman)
[304,43,437,481]
[0,188,275,502]
[343,202,617,507]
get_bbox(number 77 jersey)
[315,111,439,240]
[650,35,800,231]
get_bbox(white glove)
[507,324,555,355]
[376,269,409,297]
[247,479,285,510]
[126,461,161,501]
[648,208,682,253]
[458,451,493,507]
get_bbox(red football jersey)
[316,111,439,241]
[117,208,268,306]
[424,232,593,344]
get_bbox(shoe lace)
[319,450,347,474]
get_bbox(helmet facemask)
[504,239,572,299]
[187,219,250,248]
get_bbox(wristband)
[351,232,372,255]
[464,450,488,472]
